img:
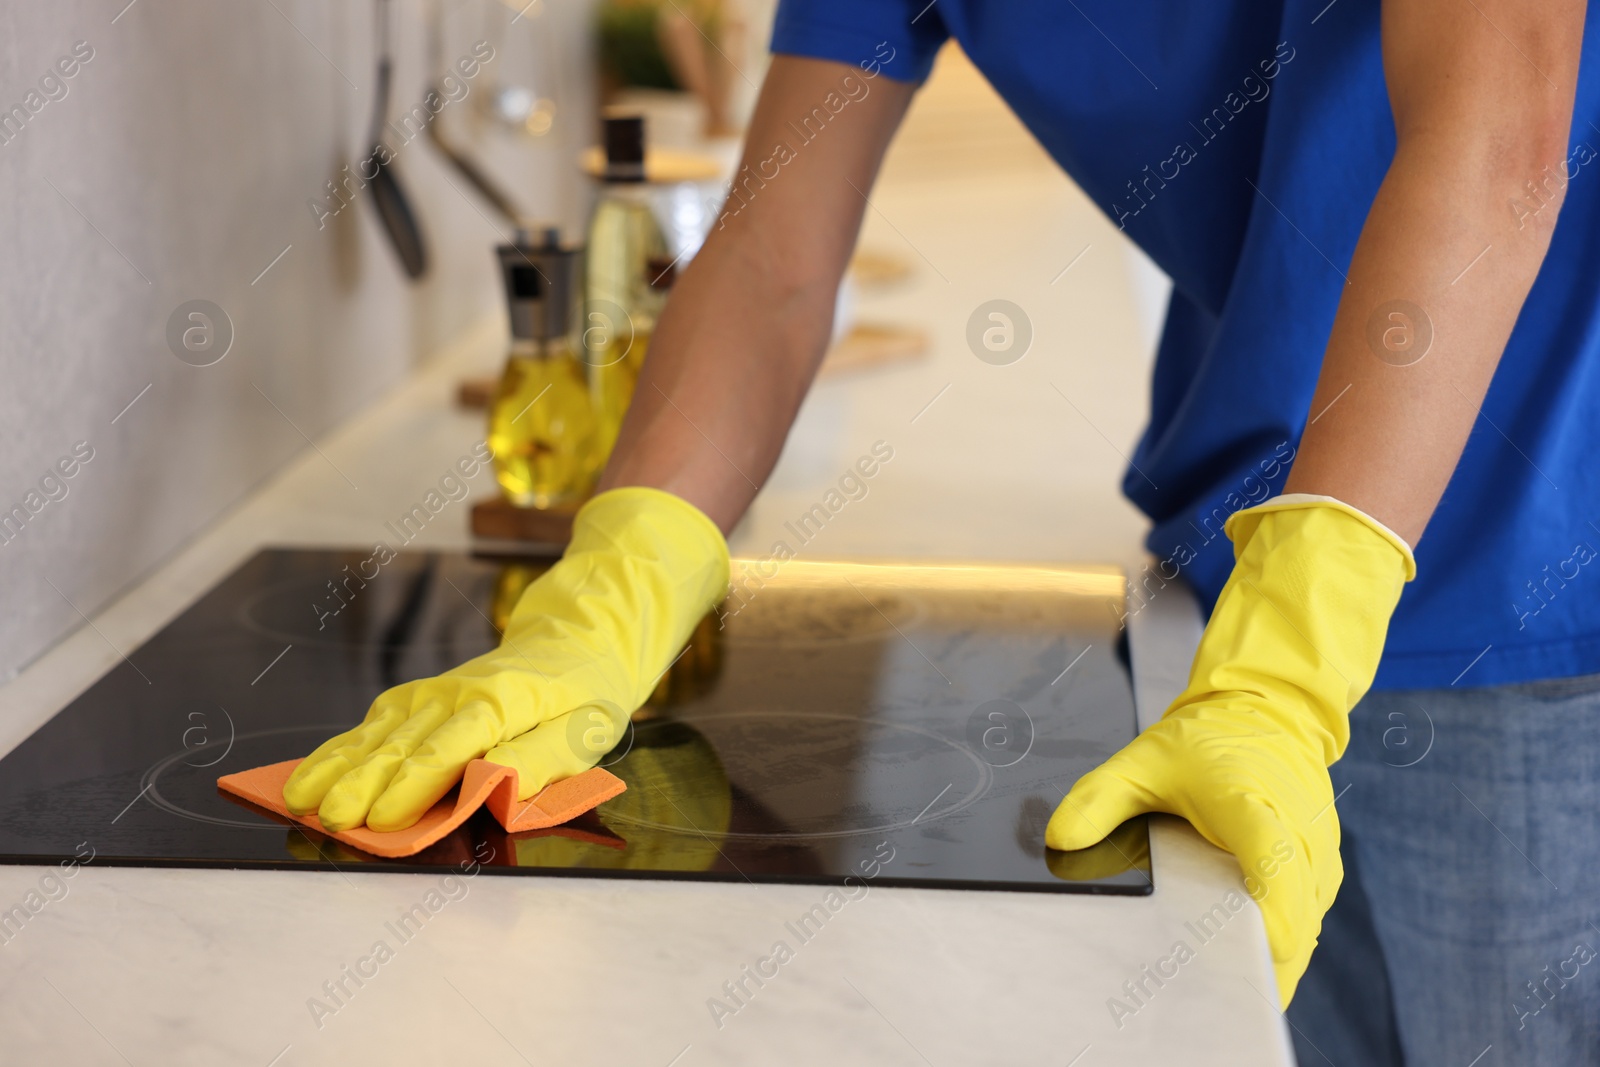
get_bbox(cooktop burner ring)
[233,575,483,650]
[607,711,994,841]
[154,712,992,841]
[143,724,349,829]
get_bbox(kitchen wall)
[0,0,598,680]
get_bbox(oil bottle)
[585,114,670,459]
[487,230,602,508]
[592,254,675,453]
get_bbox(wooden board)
[579,145,723,183]
[471,494,584,545]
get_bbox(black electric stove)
[0,549,1151,894]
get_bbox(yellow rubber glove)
[282,486,729,833]
[1045,495,1414,1005]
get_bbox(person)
[282,2,1598,1061]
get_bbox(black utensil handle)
[371,162,429,279]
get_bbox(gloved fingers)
[1212,799,1325,1007]
[314,698,456,832]
[1044,751,1167,852]
[363,700,509,832]
[485,701,628,801]
[282,696,411,815]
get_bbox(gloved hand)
[282,486,729,833]
[1045,495,1414,1005]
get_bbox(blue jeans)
[1288,674,1600,1065]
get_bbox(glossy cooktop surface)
[0,549,1151,893]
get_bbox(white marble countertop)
[0,163,1292,1063]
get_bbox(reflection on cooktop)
[0,550,1151,894]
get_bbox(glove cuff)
[493,486,730,712]
[1224,493,1417,580]
[1171,494,1414,765]
[566,486,731,611]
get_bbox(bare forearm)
[596,209,837,532]
[598,57,915,533]
[1284,0,1582,545]
[1284,134,1568,542]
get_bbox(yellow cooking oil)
[591,322,652,453]
[584,138,669,458]
[486,228,603,509]
[488,337,600,508]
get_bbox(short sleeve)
[770,0,950,83]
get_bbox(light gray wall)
[0,0,598,679]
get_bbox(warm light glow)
[727,558,1125,598]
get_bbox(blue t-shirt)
[771,0,1600,690]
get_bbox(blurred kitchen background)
[0,0,1169,684]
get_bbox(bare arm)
[597,56,917,532]
[1283,0,1584,544]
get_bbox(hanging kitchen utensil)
[425,0,532,230]
[368,0,428,278]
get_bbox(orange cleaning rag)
[217,759,626,859]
